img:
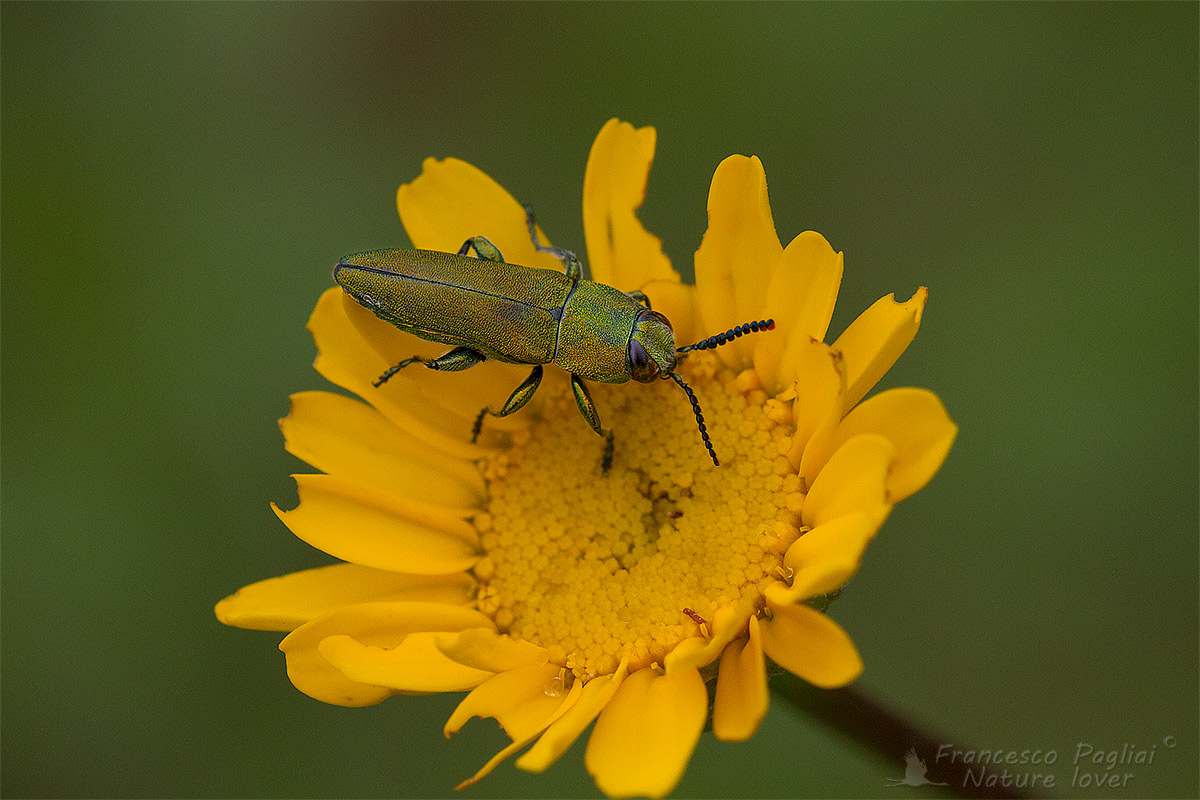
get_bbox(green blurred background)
[2,3,1196,798]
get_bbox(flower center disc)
[473,353,805,679]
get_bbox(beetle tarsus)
[375,346,486,387]
[472,365,544,443]
[568,374,615,474]
[524,204,582,280]
[601,430,615,475]
[470,407,488,443]
[374,357,420,386]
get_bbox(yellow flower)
[216,119,957,798]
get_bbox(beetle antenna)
[677,319,775,355]
[668,372,718,466]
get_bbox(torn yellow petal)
[318,631,493,693]
[582,118,678,290]
[308,287,487,461]
[516,659,629,774]
[760,593,863,689]
[757,231,844,393]
[214,563,474,632]
[435,628,549,673]
[832,288,927,413]
[712,616,768,741]
[456,678,583,791]
[801,434,895,528]
[586,666,707,799]
[802,387,957,504]
[396,156,563,272]
[774,510,889,604]
[444,662,565,740]
[694,155,782,370]
[273,474,479,575]
[279,601,493,706]
[282,390,486,509]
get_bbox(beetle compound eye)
[630,309,676,382]
[627,339,660,382]
[629,339,647,368]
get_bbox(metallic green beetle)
[334,208,773,472]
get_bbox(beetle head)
[628,310,676,382]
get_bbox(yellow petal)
[456,678,584,791]
[582,118,679,290]
[832,288,927,413]
[801,387,957,504]
[516,659,629,773]
[640,279,699,349]
[215,563,474,632]
[760,594,863,689]
[756,231,844,393]
[663,597,756,673]
[435,628,549,673]
[318,631,493,693]
[308,287,487,461]
[310,286,387,400]
[774,509,890,604]
[712,616,768,741]
[279,601,493,706]
[661,636,707,673]
[585,666,707,799]
[801,434,895,528]
[396,156,564,272]
[273,474,479,575]
[444,662,565,740]
[281,390,486,509]
[786,339,846,469]
[694,155,782,370]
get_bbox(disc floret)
[475,352,806,679]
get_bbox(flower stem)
[770,675,1036,799]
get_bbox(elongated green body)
[335,248,642,383]
[334,223,771,472]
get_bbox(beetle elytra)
[334,206,774,472]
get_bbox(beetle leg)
[563,253,584,281]
[374,346,485,387]
[625,290,651,309]
[471,365,544,442]
[457,236,506,263]
[570,374,615,474]
[524,204,583,281]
